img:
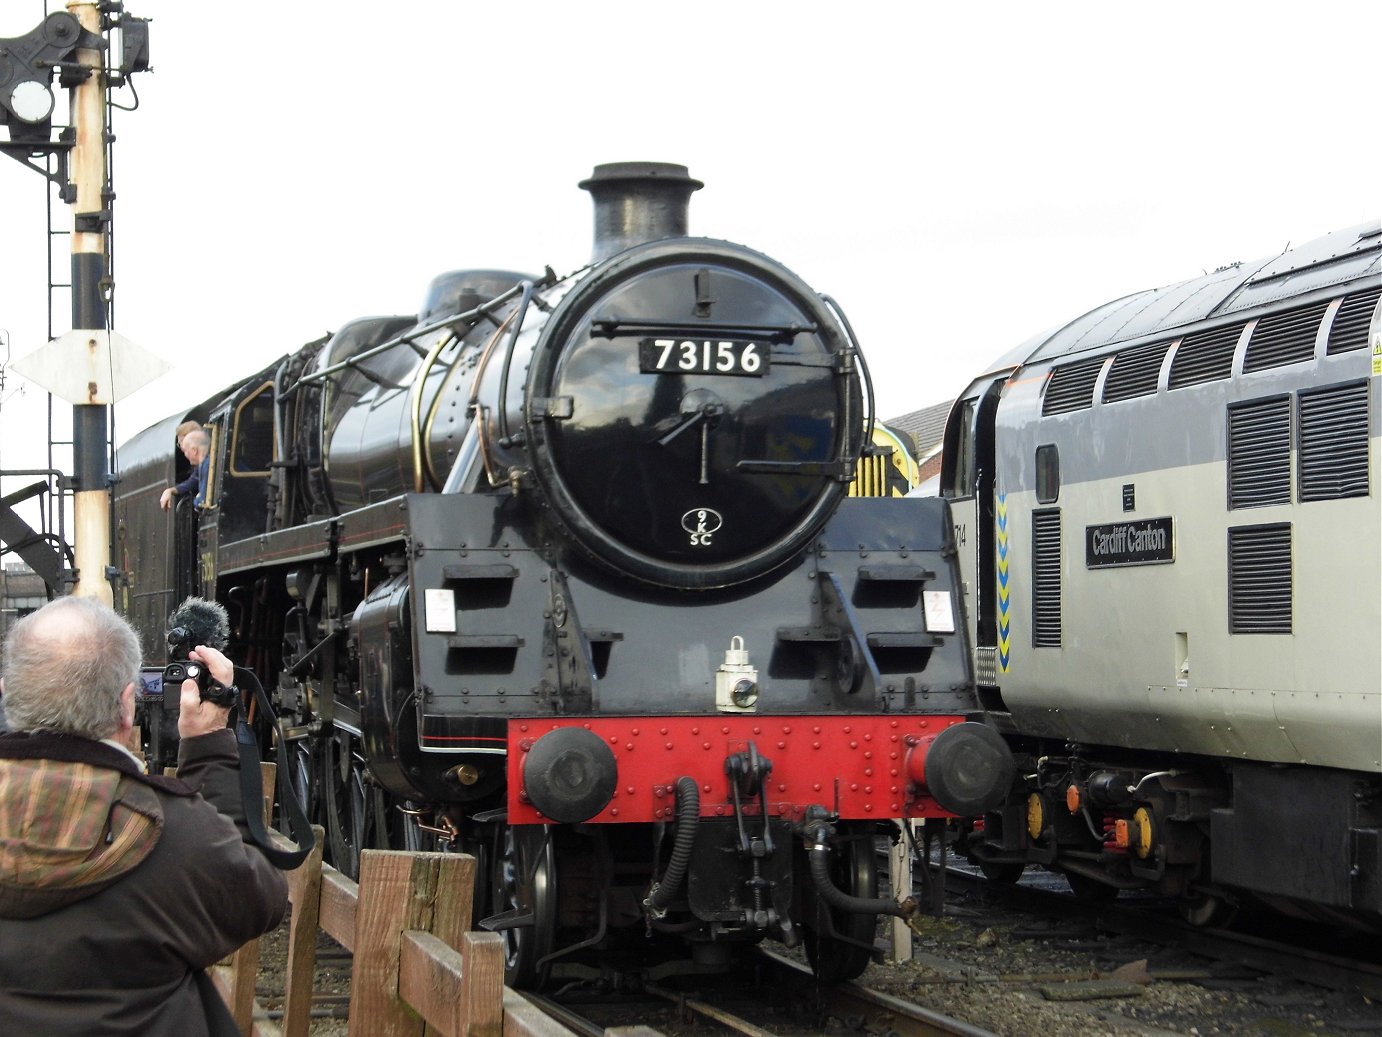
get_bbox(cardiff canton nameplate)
[1085,517,1174,568]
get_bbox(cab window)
[230,382,275,476]
[947,398,978,497]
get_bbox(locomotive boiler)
[114,163,1013,986]
[944,221,1382,928]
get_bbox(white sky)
[1,0,1379,493]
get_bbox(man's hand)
[159,487,176,511]
[177,644,236,737]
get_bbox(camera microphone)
[164,597,237,707]
[165,596,230,656]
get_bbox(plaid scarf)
[0,734,172,919]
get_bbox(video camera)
[135,598,240,773]
[164,624,239,708]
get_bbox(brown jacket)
[0,728,289,1036]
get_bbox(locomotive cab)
[940,370,1011,713]
[211,379,276,543]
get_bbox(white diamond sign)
[10,329,170,405]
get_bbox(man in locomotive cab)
[160,428,212,511]
[173,421,205,497]
[175,419,202,447]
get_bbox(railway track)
[518,948,1002,1037]
[887,859,1382,1035]
[942,863,1382,1001]
[251,849,1382,1035]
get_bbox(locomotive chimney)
[579,162,704,262]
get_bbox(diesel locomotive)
[113,163,1013,986]
[945,221,1382,927]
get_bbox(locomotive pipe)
[804,821,914,920]
[496,281,536,445]
[298,279,531,391]
[821,294,875,474]
[645,776,700,918]
[410,328,457,492]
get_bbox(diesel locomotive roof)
[1011,221,1382,366]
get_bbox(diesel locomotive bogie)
[964,746,1226,902]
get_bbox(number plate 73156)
[638,338,769,376]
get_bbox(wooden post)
[281,825,326,1037]
[398,929,504,1037]
[348,850,480,1037]
[427,852,477,946]
[413,852,484,1037]
[452,931,502,1037]
[221,762,282,1032]
[226,940,261,1033]
[208,835,572,1037]
[889,819,913,963]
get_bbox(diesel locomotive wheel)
[804,822,878,984]
[1179,891,1235,927]
[1063,868,1120,903]
[491,824,557,990]
[978,860,1027,884]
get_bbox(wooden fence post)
[206,831,592,1037]
[280,823,327,1037]
[218,761,279,1033]
[349,850,486,1037]
[398,928,504,1037]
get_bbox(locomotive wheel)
[978,860,1027,884]
[1063,868,1120,903]
[492,824,557,990]
[804,822,877,984]
[325,738,374,880]
[289,741,319,830]
[1179,892,1235,927]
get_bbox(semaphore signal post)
[0,2,161,603]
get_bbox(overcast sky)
[1,0,1378,485]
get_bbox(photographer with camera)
[0,596,288,1036]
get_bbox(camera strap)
[231,666,315,870]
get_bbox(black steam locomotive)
[114,163,1012,986]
